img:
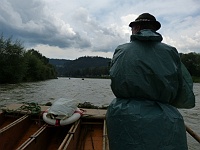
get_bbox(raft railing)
[185,124,200,143]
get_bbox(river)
[0,77,199,149]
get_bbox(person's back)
[110,29,182,103]
[106,13,195,150]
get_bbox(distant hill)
[49,56,111,77]
[49,59,71,66]
[49,59,71,77]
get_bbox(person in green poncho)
[106,13,195,150]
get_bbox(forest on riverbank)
[1,35,200,84]
[0,36,57,84]
[49,56,111,78]
[50,53,200,83]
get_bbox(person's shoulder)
[116,42,132,50]
[157,42,177,51]
[158,42,175,48]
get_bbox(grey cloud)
[0,0,91,49]
[1,0,199,58]
[71,8,125,52]
[161,13,200,54]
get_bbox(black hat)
[129,13,161,31]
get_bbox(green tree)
[23,49,57,81]
[0,35,57,84]
[0,36,26,83]
[181,52,200,76]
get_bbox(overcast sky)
[0,0,200,60]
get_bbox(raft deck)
[0,103,109,150]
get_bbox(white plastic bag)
[46,98,78,120]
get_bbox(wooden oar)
[185,124,200,143]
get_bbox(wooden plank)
[16,123,72,150]
[103,119,109,150]
[58,120,81,150]
[73,119,104,150]
[0,115,30,150]
[1,104,107,119]
[0,113,4,126]
[2,104,107,114]
[1,104,49,114]
[0,114,21,129]
[81,108,107,119]
[82,123,103,150]
[16,124,48,150]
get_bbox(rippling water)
[0,78,199,149]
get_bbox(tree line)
[52,53,200,81]
[180,52,200,82]
[63,56,110,78]
[180,53,200,76]
[0,35,57,84]
[1,35,200,84]
[49,56,111,78]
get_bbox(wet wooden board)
[1,104,49,114]
[81,109,107,119]
[1,104,107,119]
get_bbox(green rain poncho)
[106,30,195,150]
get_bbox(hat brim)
[129,20,161,31]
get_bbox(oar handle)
[185,124,200,143]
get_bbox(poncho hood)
[131,29,163,42]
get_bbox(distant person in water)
[106,13,195,150]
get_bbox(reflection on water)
[0,78,199,149]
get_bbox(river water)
[0,77,199,149]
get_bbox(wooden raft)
[0,103,109,150]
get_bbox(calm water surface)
[0,78,199,149]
